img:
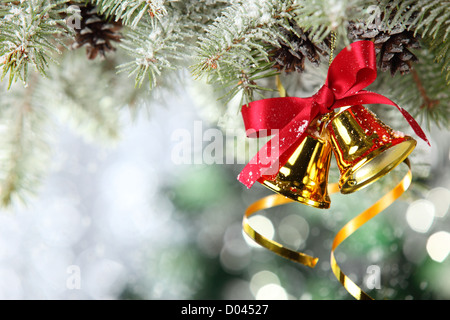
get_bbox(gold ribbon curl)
[242,159,412,300]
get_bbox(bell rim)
[338,137,416,194]
[292,194,331,209]
[260,180,331,209]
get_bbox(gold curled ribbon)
[242,159,412,300]
[243,194,319,268]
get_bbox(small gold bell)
[258,133,332,209]
[327,105,416,194]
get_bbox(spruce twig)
[378,0,450,80]
[411,69,440,111]
[93,0,167,28]
[192,0,297,104]
[0,74,53,207]
[0,0,73,89]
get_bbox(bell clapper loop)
[313,111,335,139]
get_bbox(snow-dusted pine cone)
[348,20,420,76]
[70,3,122,60]
[269,24,331,73]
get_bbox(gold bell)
[258,133,332,209]
[327,105,416,194]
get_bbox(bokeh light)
[406,199,435,233]
[243,215,275,248]
[426,231,450,263]
[250,270,288,300]
[426,187,450,218]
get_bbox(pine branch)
[376,0,450,81]
[425,28,450,84]
[93,0,167,28]
[373,48,450,130]
[116,1,232,90]
[117,13,187,89]
[379,0,450,40]
[166,0,232,36]
[0,0,73,89]
[291,0,374,43]
[41,50,134,143]
[0,77,53,207]
[192,0,297,105]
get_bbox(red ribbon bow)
[238,40,429,188]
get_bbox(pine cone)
[70,3,122,60]
[269,25,331,73]
[348,21,420,76]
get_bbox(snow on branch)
[93,0,168,28]
[0,0,73,89]
[192,0,297,104]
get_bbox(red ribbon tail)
[237,135,283,188]
[398,107,431,146]
[237,164,260,189]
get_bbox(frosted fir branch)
[40,50,130,143]
[427,31,450,84]
[0,48,147,208]
[193,0,295,74]
[166,0,232,34]
[0,78,53,207]
[373,48,450,130]
[192,0,297,104]
[408,55,450,130]
[378,0,450,40]
[0,0,73,89]
[92,1,232,93]
[118,13,187,89]
[362,0,450,83]
[93,0,167,28]
[291,0,373,43]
